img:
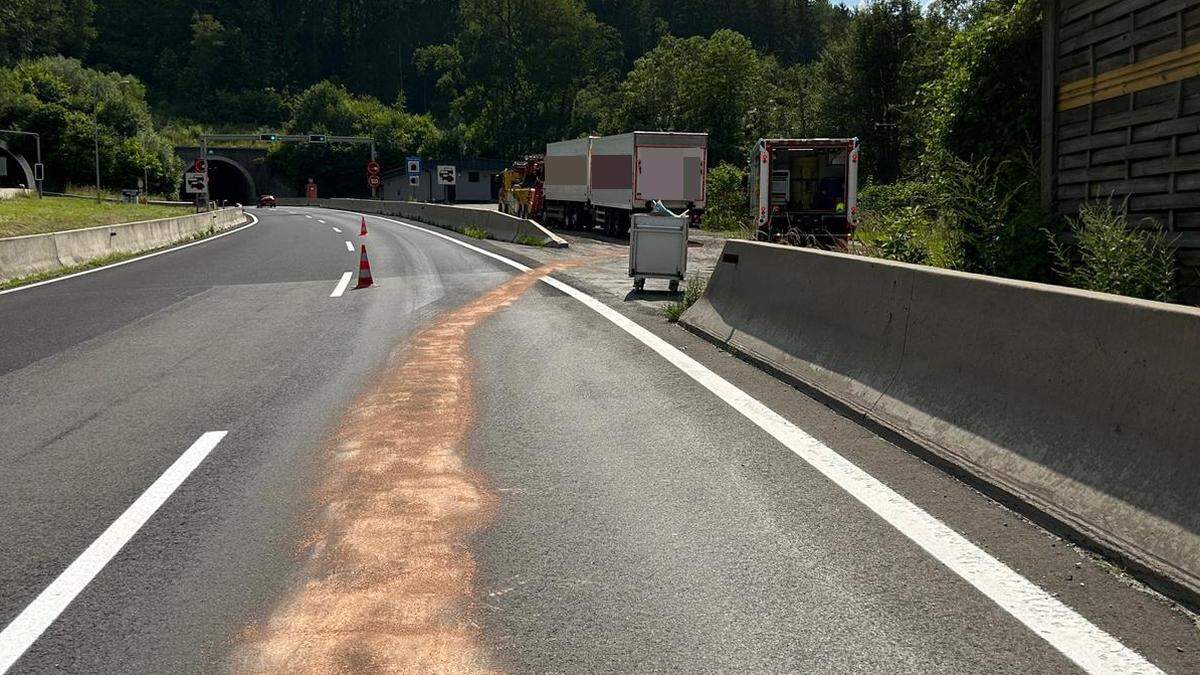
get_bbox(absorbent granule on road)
[230,260,583,673]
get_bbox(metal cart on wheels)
[629,213,688,292]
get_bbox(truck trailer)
[750,138,860,247]
[544,131,708,237]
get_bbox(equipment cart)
[629,213,688,291]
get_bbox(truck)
[497,155,544,220]
[749,138,860,248]
[543,131,708,237]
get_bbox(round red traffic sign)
[367,174,382,188]
[366,160,381,176]
[193,158,206,172]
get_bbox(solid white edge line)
[0,214,260,297]
[344,241,354,252]
[330,271,353,298]
[0,431,228,673]
[364,212,1160,675]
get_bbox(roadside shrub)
[853,153,1049,280]
[663,271,707,322]
[461,225,488,239]
[703,163,750,234]
[1050,200,1177,302]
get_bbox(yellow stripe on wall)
[1058,42,1200,111]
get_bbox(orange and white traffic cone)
[360,216,368,236]
[355,244,374,288]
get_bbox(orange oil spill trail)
[232,259,593,674]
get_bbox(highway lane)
[1,206,1197,672]
[0,207,515,672]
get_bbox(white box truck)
[749,138,860,247]
[543,131,708,237]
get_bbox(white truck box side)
[544,137,593,203]
[588,131,707,211]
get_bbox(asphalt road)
[0,206,1197,673]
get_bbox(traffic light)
[259,133,278,142]
[308,134,327,143]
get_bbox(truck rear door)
[635,145,706,206]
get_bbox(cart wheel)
[669,280,680,293]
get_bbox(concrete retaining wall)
[0,207,246,282]
[681,238,1200,602]
[279,197,567,248]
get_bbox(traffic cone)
[360,216,368,236]
[355,244,374,288]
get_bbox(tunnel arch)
[0,139,37,190]
[183,155,256,205]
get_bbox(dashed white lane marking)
[0,431,229,673]
[318,219,326,224]
[344,241,354,252]
[305,215,313,219]
[330,272,353,298]
[332,227,341,233]
[364,212,1161,675]
[0,214,260,297]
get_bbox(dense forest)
[0,0,1179,299]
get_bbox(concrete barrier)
[278,197,567,248]
[681,238,1200,603]
[0,207,246,282]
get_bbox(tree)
[602,30,781,165]
[0,57,179,193]
[807,0,923,183]
[415,0,621,157]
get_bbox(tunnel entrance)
[196,157,256,205]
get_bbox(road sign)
[368,174,382,189]
[33,162,44,181]
[437,165,456,186]
[306,181,318,201]
[406,156,421,176]
[408,175,419,187]
[184,171,207,194]
[193,157,206,173]
[366,160,381,176]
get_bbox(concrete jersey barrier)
[0,207,246,283]
[681,238,1200,603]
[279,197,567,248]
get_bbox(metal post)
[199,137,209,211]
[370,142,378,200]
[93,83,101,203]
[34,134,42,199]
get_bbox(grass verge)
[0,194,192,238]
[514,234,546,247]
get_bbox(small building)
[1042,0,1200,292]
[381,157,509,203]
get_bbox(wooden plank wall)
[1045,0,1200,289]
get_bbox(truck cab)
[749,138,860,248]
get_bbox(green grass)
[460,225,489,240]
[514,234,546,247]
[0,225,222,291]
[662,271,708,322]
[0,194,193,238]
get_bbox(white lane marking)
[331,227,341,233]
[344,240,354,252]
[364,213,1160,674]
[317,219,326,224]
[305,215,313,219]
[330,271,353,298]
[0,214,260,297]
[0,431,228,673]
